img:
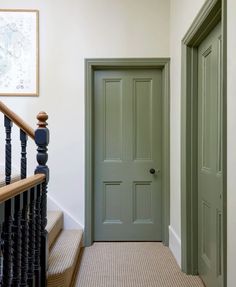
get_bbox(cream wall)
[0,0,170,227]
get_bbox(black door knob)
[149,168,156,174]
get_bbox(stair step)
[47,229,83,287]
[46,211,63,249]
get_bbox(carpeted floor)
[74,242,205,287]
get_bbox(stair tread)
[46,211,63,249]
[48,229,83,287]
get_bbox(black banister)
[0,104,49,287]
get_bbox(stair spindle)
[20,130,28,180]
[20,190,30,286]
[27,187,36,286]
[12,194,23,285]
[0,203,4,284]
[34,184,42,286]
[1,206,13,287]
[19,130,29,286]
[4,116,12,185]
[2,116,13,286]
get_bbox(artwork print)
[0,10,39,96]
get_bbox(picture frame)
[0,9,39,96]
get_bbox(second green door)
[198,22,223,287]
[94,69,163,241]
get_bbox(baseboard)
[47,194,83,230]
[169,225,181,267]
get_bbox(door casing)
[181,0,227,286]
[85,58,170,246]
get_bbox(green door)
[198,22,223,287]
[94,69,163,241]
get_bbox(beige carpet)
[74,242,204,287]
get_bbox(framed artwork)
[0,9,39,96]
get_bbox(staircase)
[46,211,83,286]
[0,101,84,286]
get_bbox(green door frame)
[181,0,227,285]
[85,58,170,247]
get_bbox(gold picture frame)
[0,9,39,96]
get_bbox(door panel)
[133,181,153,223]
[134,79,152,160]
[198,22,222,287]
[94,69,162,241]
[104,80,122,161]
[103,181,123,224]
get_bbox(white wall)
[0,0,170,227]
[227,0,236,285]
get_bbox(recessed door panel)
[103,182,123,224]
[133,182,153,224]
[201,200,211,264]
[217,35,223,175]
[104,80,122,161]
[201,47,212,171]
[133,79,152,161]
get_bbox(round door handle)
[149,168,156,174]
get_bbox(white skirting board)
[169,225,181,267]
[47,194,83,230]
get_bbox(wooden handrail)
[0,101,35,139]
[0,174,45,203]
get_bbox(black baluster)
[20,191,29,287]
[35,112,49,287]
[1,206,13,287]
[0,203,4,285]
[20,130,29,286]
[12,194,23,286]
[27,187,36,287]
[4,116,12,185]
[2,116,13,286]
[34,184,42,287]
[12,129,29,285]
[20,130,28,180]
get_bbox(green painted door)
[198,22,223,287]
[94,69,163,241]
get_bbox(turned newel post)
[35,112,49,180]
[34,111,49,287]
[35,112,49,225]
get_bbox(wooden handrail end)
[0,101,35,139]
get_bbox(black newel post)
[34,112,49,287]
